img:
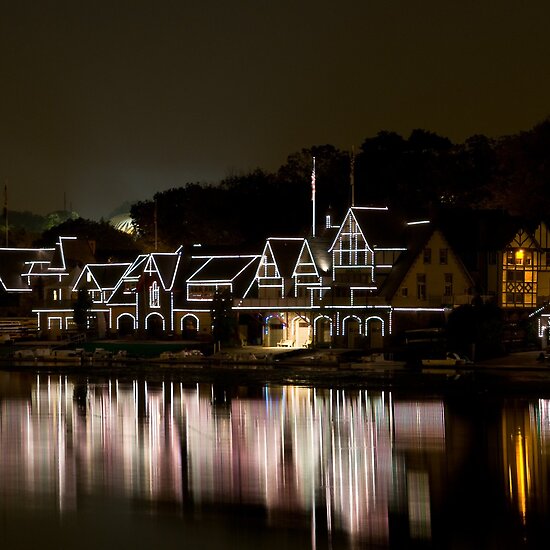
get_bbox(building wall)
[392,231,472,308]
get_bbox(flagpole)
[154,198,158,251]
[350,147,355,207]
[311,157,316,237]
[3,183,7,247]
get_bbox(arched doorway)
[314,316,332,346]
[117,314,136,337]
[343,316,361,348]
[181,314,199,339]
[366,316,384,350]
[145,313,165,339]
[292,317,311,347]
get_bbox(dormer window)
[149,281,160,308]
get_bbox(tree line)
[4,117,550,254]
[130,118,550,251]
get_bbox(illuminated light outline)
[341,315,362,336]
[293,240,321,297]
[234,304,392,310]
[180,313,200,332]
[407,220,431,226]
[144,312,165,331]
[264,314,285,337]
[72,262,131,293]
[256,244,282,297]
[149,281,160,308]
[187,255,259,301]
[187,282,232,301]
[291,316,311,343]
[116,313,137,330]
[145,251,182,291]
[392,307,448,312]
[47,236,78,272]
[47,317,63,330]
[365,315,385,337]
[330,210,374,276]
[313,315,333,337]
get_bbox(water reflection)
[2,372,550,547]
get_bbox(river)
[0,367,549,549]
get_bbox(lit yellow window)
[515,250,524,265]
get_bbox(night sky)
[1,0,549,220]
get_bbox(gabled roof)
[264,238,305,278]
[148,253,182,290]
[380,223,474,300]
[329,207,406,251]
[73,263,131,291]
[107,250,182,304]
[292,240,319,277]
[123,255,149,279]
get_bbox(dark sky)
[1,0,550,220]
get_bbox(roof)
[74,263,131,291]
[0,248,54,291]
[49,237,96,270]
[189,255,260,283]
[330,207,407,251]
[266,238,305,278]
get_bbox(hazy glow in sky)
[1,0,549,219]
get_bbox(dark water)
[0,369,549,549]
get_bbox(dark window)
[439,248,448,265]
[444,273,453,296]
[423,248,431,264]
[417,273,426,300]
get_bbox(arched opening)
[343,315,362,348]
[292,316,311,347]
[366,316,384,350]
[314,316,332,346]
[145,313,165,339]
[181,314,199,339]
[117,314,136,337]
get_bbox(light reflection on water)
[1,372,550,548]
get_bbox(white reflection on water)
[0,375,448,546]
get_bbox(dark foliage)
[73,288,92,332]
[210,288,237,347]
[447,300,505,360]
[35,217,140,261]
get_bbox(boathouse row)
[3,207,550,349]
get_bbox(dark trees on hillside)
[126,117,550,250]
[36,218,140,261]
